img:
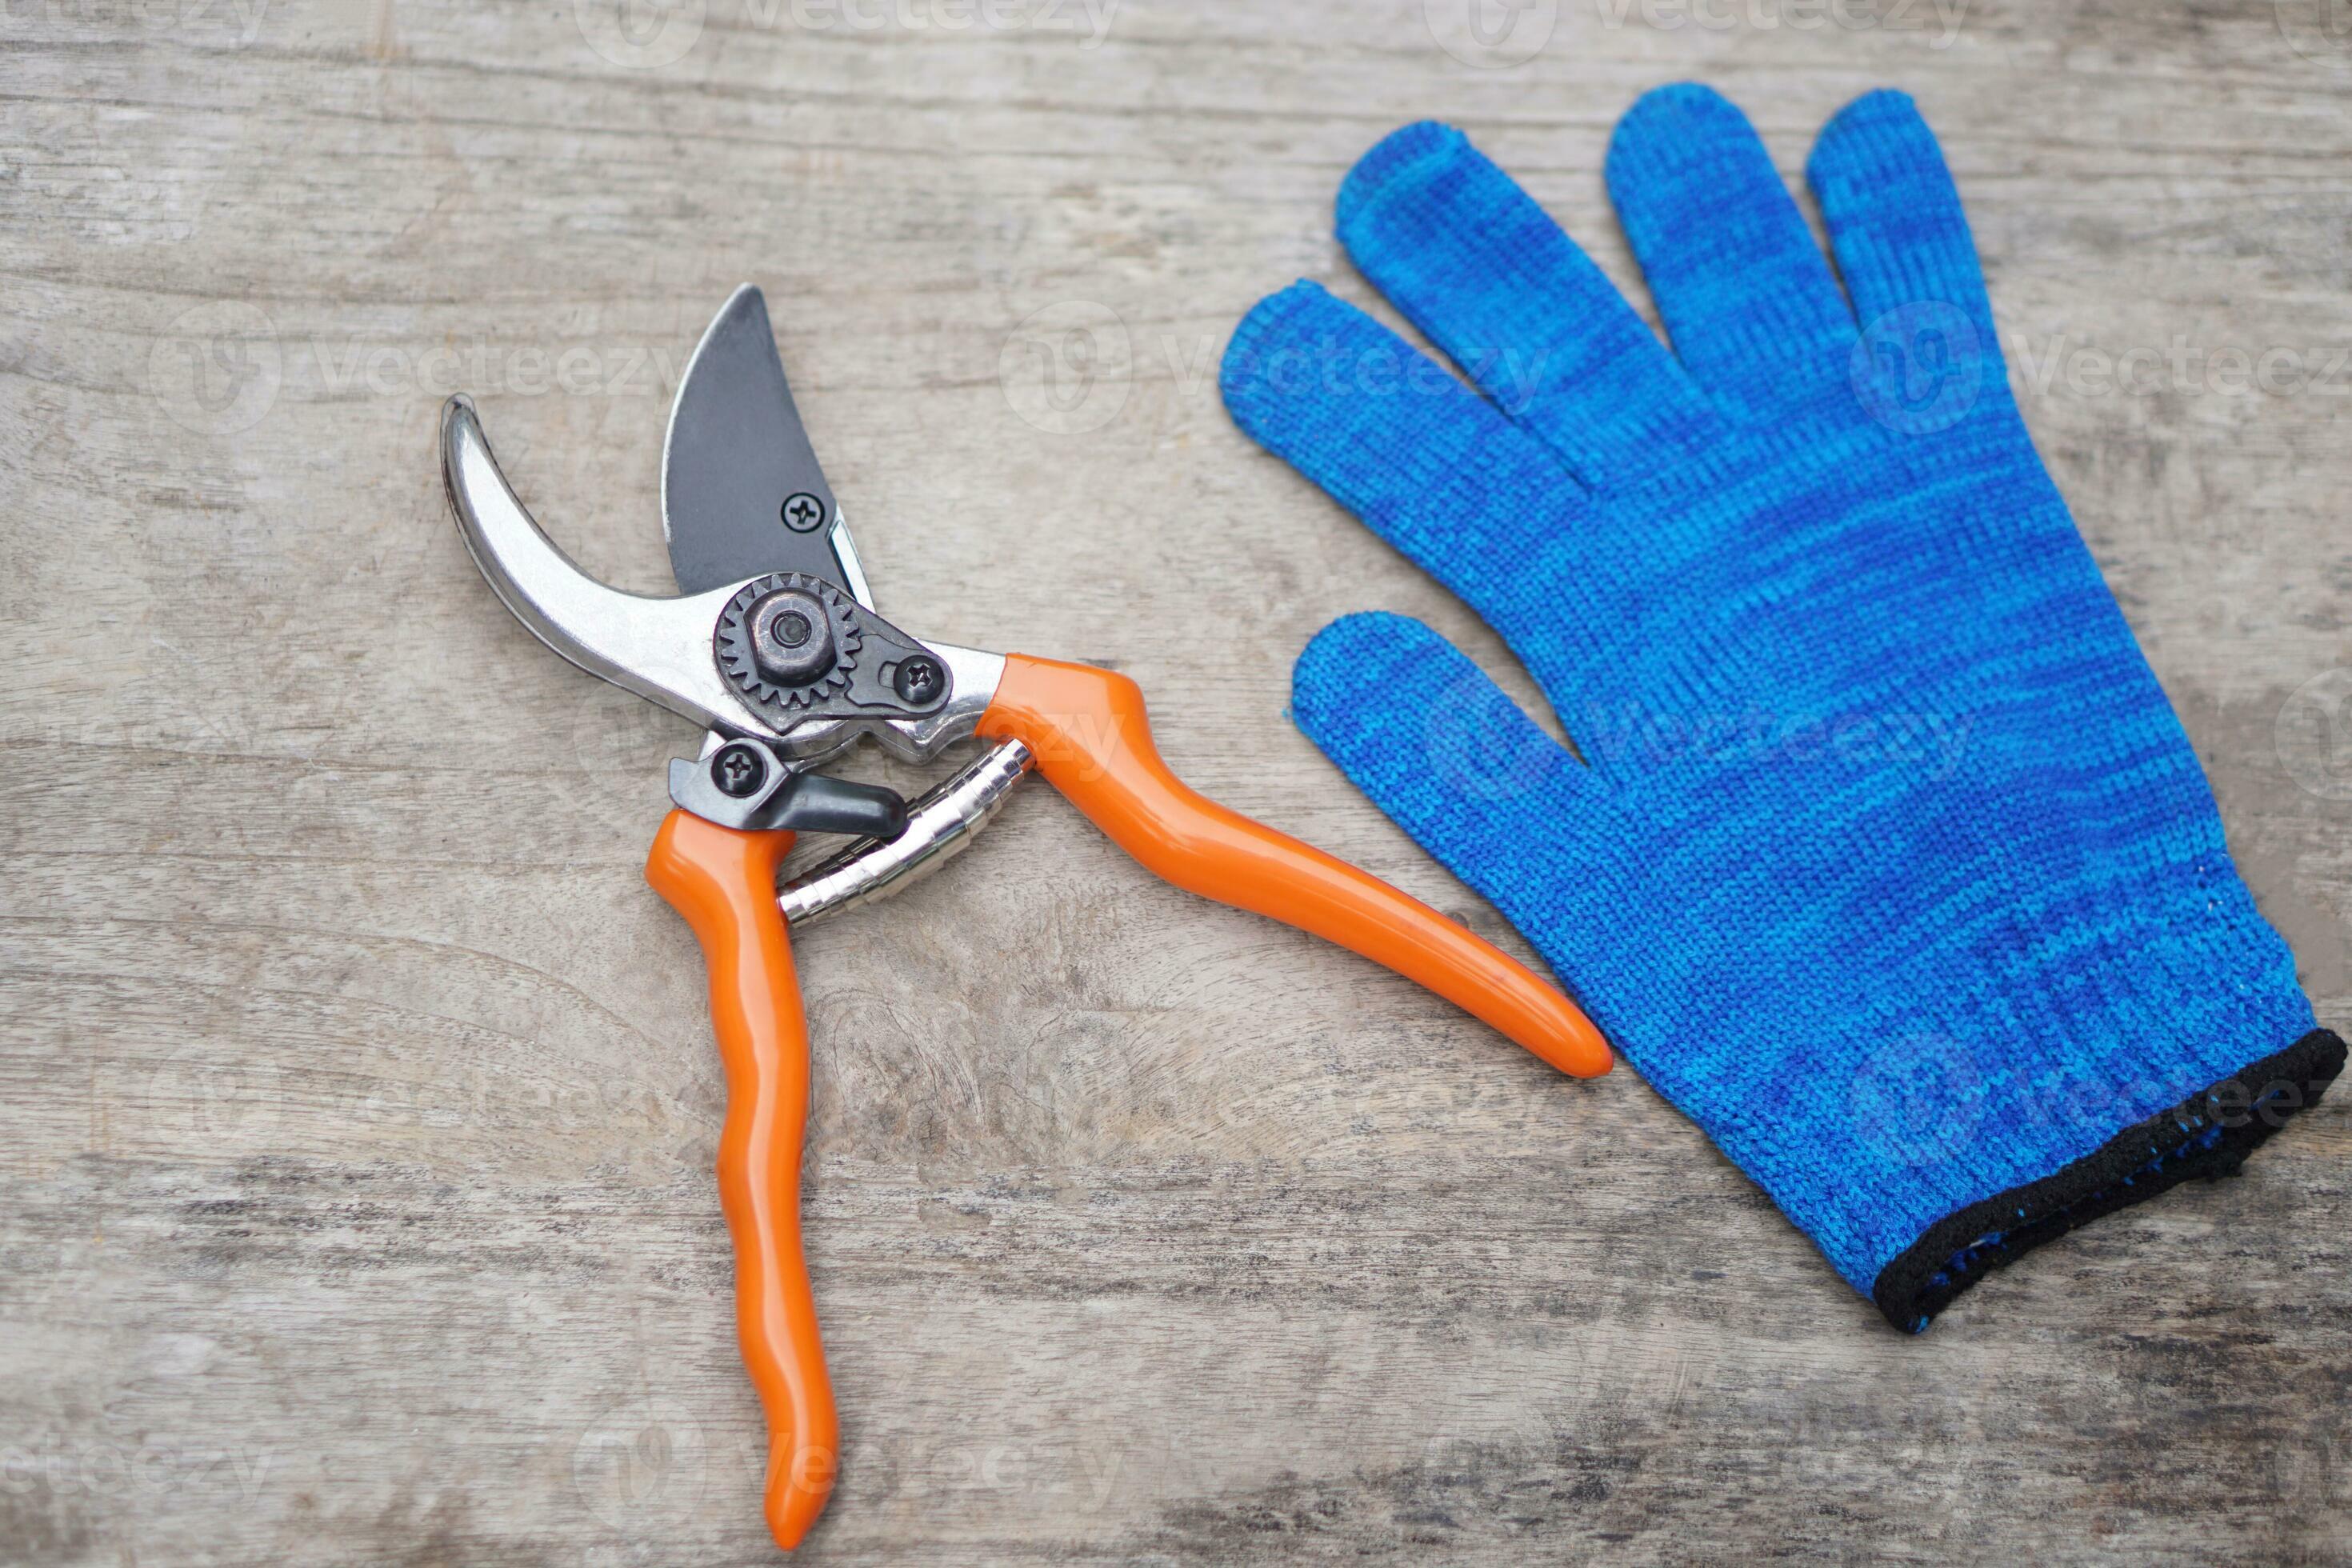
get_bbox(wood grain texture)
[4,2,2351,1562]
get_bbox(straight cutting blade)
[661,284,873,604]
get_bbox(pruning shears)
[438,286,1610,1550]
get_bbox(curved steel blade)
[440,395,999,766]
[444,394,774,736]
[662,283,873,603]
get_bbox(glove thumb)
[1292,613,1624,978]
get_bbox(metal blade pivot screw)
[749,587,838,686]
[894,654,946,705]
[781,492,825,533]
[714,742,768,798]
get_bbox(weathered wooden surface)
[5,2,2351,1562]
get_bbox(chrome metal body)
[443,282,1039,922]
[778,739,1034,924]
[441,395,1003,769]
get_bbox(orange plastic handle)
[644,810,838,1552]
[978,654,1612,1078]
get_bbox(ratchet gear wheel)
[714,572,864,710]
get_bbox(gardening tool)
[438,285,1609,1550]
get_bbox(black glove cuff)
[1872,1028,2346,1333]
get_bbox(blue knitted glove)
[1219,86,2342,1331]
